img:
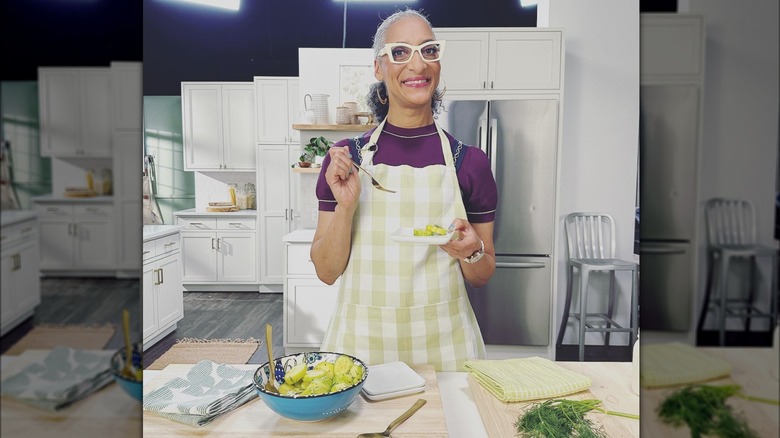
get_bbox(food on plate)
[277,354,366,397]
[413,224,448,236]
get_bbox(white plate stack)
[361,361,426,401]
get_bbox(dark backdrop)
[1,0,676,93]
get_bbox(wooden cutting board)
[468,361,639,437]
[142,364,448,437]
[206,205,239,212]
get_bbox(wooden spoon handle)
[265,323,274,366]
[385,399,427,434]
[122,309,132,359]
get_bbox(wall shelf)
[292,123,376,131]
[292,166,321,174]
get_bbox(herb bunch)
[657,384,760,438]
[515,399,639,438]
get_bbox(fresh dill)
[514,399,639,438]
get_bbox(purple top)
[315,122,497,223]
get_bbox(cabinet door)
[38,68,81,156]
[180,233,217,282]
[118,200,142,270]
[258,145,291,283]
[489,31,562,90]
[39,220,73,268]
[142,263,159,342]
[14,243,41,314]
[287,79,300,143]
[0,253,15,330]
[113,131,142,199]
[182,84,223,170]
[74,219,115,268]
[111,62,143,130]
[216,232,256,282]
[435,31,489,91]
[80,69,113,156]
[156,255,184,329]
[285,278,339,345]
[221,84,256,170]
[254,78,292,144]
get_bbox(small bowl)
[110,342,143,401]
[253,351,368,422]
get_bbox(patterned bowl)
[110,341,143,401]
[253,351,368,422]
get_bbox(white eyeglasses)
[378,40,446,64]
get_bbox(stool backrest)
[564,213,617,260]
[704,198,756,246]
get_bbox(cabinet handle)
[216,238,221,250]
[47,207,59,212]
[211,237,215,249]
[483,81,486,89]
[289,209,294,221]
[160,267,164,284]
[164,242,175,247]
[67,223,72,235]
[228,222,242,228]
[12,254,21,271]
[21,227,32,233]
[154,268,161,285]
[72,223,77,236]
[490,81,494,89]
[143,250,151,255]
[285,209,288,220]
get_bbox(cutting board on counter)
[468,361,639,438]
[142,364,448,437]
[206,202,238,212]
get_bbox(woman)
[311,9,497,372]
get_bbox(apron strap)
[349,129,468,171]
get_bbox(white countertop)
[31,194,113,203]
[173,208,258,217]
[143,225,185,242]
[0,210,37,227]
[283,228,316,243]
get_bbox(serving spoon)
[358,398,427,437]
[264,323,279,394]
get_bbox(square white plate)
[362,361,426,399]
[389,227,454,245]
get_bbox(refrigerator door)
[490,99,559,256]
[438,100,488,150]
[466,256,551,346]
[639,84,699,241]
[639,241,692,331]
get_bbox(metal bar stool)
[556,212,639,361]
[697,198,779,346]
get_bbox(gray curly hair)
[366,8,444,123]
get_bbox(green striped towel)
[463,357,592,402]
[641,342,732,388]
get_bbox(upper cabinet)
[110,61,143,130]
[254,77,300,145]
[38,67,112,157]
[181,82,256,171]
[434,28,564,92]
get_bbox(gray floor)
[0,278,284,369]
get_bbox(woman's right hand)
[325,146,361,212]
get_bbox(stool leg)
[745,255,756,332]
[579,268,591,362]
[605,270,616,346]
[719,254,731,346]
[698,250,716,335]
[556,264,575,348]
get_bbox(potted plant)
[302,136,333,167]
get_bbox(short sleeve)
[458,146,498,224]
[315,138,351,212]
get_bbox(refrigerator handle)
[496,262,546,269]
[478,118,488,153]
[489,118,498,176]
[639,247,686,255]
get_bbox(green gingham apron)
[320,119,486,372]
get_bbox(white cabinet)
[176,215,257,286]
[254,77,300,144]
[435,28,563,91]
[110,61,143,131]
[142,230,184,350]
[181,82,256,171]
[113,131,142,272]
[284,237,340,350]
[38,67,112,157]
[1,215,41,336]
[34,202,115,271]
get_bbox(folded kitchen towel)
[0,346,115,411]
[143,359,257,427]
[463,356,591,402]
[640,342,732,388]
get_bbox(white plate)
[362,361,426,398]
[390,227,454,245]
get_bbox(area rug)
[146,338,260,370]
[4,324,116,355]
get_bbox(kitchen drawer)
[1,222,38,249]
[74,204,113,217]
[35,203,72,218]
[217,218,256,230]
[142,240,156,261]
[177,217,217,230]
[287,244,316,276]
[155,233,180,256]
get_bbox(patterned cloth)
[320,120,486,372]
[0,346,115,411]
[142,360,257,427]
[640,342,732,388]
[464,357,592,402]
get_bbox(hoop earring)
[439,74,447,99]
[376,87,388,105]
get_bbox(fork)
[353,162,396,193]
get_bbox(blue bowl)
[253,351,368,422]
[110,342,143,401]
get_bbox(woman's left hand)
[440,218,482,260]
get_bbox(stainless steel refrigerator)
[638,84,700,331]
[438,99,559,346]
